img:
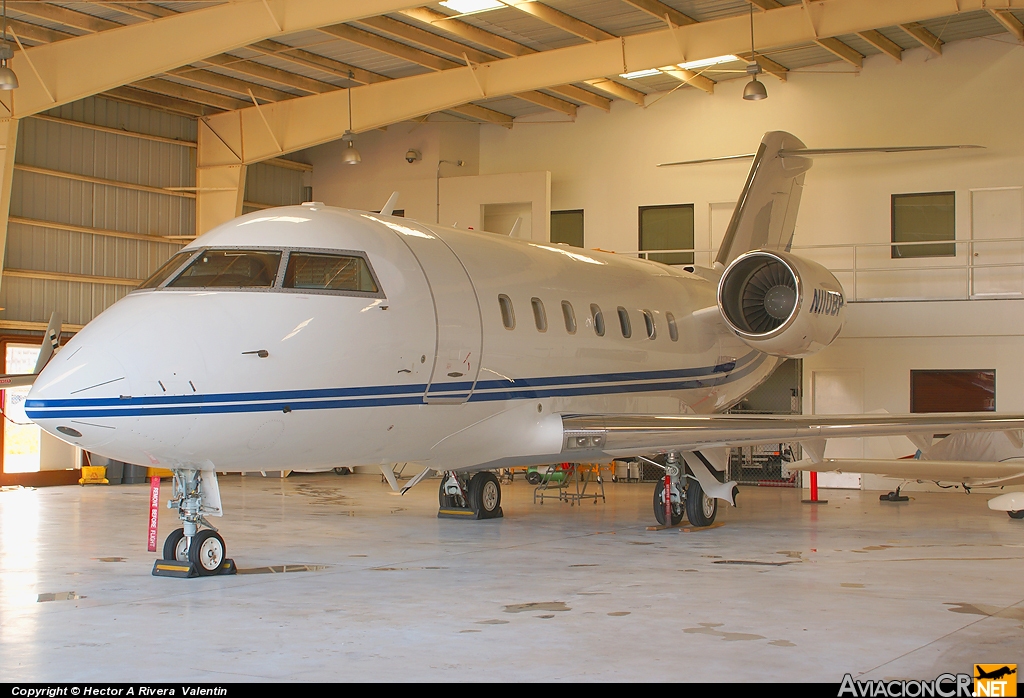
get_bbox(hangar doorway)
[727,358,801,487]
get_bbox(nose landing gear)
[437,471,503,520]
[152,469,236,578]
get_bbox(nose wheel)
[153,469,236,578]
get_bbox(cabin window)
[284,252,379,293]
[561,301,577,334]
[167,249,282,288]
[137,250,198,290]
[666,312,679,342]
[617,307,631,338]
[591,304,605,337]
[498,295,515,330]
[531,297,548,332]
[643,310,656,339]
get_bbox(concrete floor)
[0,473,1021,682]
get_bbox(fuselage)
[25,204,780,472]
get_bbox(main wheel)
[162,528,188,561]
[189,530,226,575]
[1009,510,1024,520]
[333,467,350,475]
[468,472,502,518]
[685,479,718,527]
[652,479,683,526]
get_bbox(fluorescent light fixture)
[678,55,741,71]
[439,0,504,13]
[619,68,662,80]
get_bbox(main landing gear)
[153,469,236,578]
[651,453,718,528]
[437,471,503,520]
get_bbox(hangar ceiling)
[3,0,1022,126]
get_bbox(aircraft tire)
[1009,510,1024,519]
[684,480,717,527]
[189,530,227,575]
[162,528,188,561]
[526,471,541,485]
[469,472,502,518]
[652,479,683,526]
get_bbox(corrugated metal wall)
[0,96,310,332]
[1,96,195,329]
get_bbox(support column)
[0,117,19,293]
[196,163,247,235]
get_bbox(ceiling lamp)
[743,4,766,101]
[341,79,360,165]
[0,1,18,90]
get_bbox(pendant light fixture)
[743,3,766,101]
[0,0,19,91]
[341,73,360,165]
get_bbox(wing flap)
[561,413,1024,457]
[791,457,1024,482]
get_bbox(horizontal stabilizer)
[658,144,982,167]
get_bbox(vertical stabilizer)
[32,311,62,374]
[715,132,811,267]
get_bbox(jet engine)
[717,249,845,358]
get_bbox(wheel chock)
[437,506,503,520]
[152,558,237,578]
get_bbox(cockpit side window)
[166,249,282,288]
[137,250,198,290]
[284,252,379,293]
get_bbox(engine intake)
[718,250,845,358]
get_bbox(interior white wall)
[304,37,1024,493]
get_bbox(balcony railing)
[621,237,1024,302]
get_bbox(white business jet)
[22,132,1024,576]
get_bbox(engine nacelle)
[717,249,845,358]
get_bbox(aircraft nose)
[27,344,130,450]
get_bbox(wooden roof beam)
[448,103,514,127]
[737,52,788,81]
[514,90,577,116]
[659,66,715,94]
[857,29,902,61]
[201,54,338,95]
[133,78,251,111]
[102,85,218,117]
[249,40,390,85]
[512,1,615,43]
[620,0,697,27]
[167,67,296,103]
[400,6,533,57]
[745,0,783,10]
[988,9,1024,42]
[900,22,943,55]
[584,78,646,105]
[8,3,121,33]
[815,36,864,68]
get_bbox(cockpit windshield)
[137,251,196,290]
[166,249,282,288]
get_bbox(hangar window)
[666,312,679,342]
[892,192,956,258]
[642,309,656,339]
[498,295,515,330]
[137,250,198,290]
[167,249,282,289]
[590,304,605,337]
[561,301,577,334]
[531,297,548,332]
[551,209,584,248]
[639,204,695,265]
[617,307,632,338]
[284,252,380,294]
[911,370,995,412]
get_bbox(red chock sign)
[147,475,160,553]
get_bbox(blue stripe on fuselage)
[26,353,766,419]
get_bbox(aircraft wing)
[560,412,1024,459]
[0,374,41,389]
[790,457,1024,486]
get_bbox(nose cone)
[28,342,130,451]
[26,293,209,466]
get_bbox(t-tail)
[0,311,62,389]
[715,131,811,267]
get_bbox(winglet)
[32,311,62,374]
[380,191,400,216]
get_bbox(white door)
[811,369,863,489]
[971,187,1024,298]
[396,231,483,404]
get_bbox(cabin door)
[397,229,483,404]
